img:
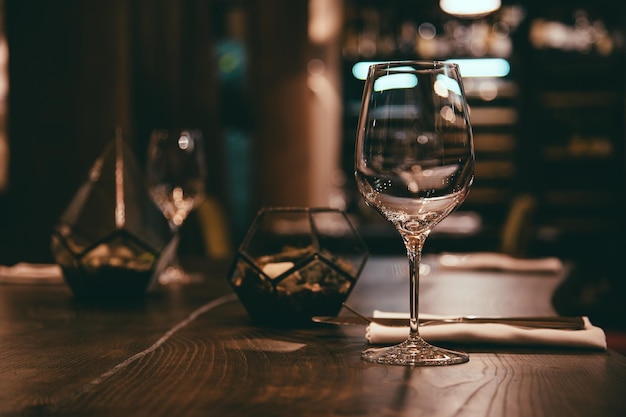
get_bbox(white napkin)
[366,311,607,350]
[437,252,564,273]
[0,263,64,284]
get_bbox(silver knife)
[311,315,586,330]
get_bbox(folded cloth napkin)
[0,263,64,284]
[437,252,564,273]
[366,311,607,350]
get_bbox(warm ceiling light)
[439,0,501,18]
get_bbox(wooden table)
[1,256,625,417]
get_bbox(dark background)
[0,0,624,267]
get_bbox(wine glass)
[146,128,207,284]
[355,61,474,366]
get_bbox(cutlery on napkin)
[437,252,564,273]
[0,263,64,284]
[365,310,607,350]
[312,315,586,330]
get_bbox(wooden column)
[247,0,312,208]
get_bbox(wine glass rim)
[368,60,459,72]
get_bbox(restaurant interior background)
[0,0,624,320]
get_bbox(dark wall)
[1,0,223,264]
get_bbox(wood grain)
[0,257,625,417]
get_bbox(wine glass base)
[361,337,469,366]
[158,265,187,285]
[157,265,203,286]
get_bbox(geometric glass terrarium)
[50,130,176,301]
[228,207,369,327]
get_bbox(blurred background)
[0,0,623,268]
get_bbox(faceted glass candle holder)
[228,207,369,326]
[50,131,175,301]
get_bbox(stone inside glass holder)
[228,207,369,326]
[50,130,175,301]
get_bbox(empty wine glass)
[355,61,474,365]
[146,128,207,284]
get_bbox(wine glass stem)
[403,233,428,340]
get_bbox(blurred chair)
[499,193,537,257]
[195,196,233,260]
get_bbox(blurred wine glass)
[146,128,207,284]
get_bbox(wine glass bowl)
[355,61,474,365]
[147,129,207,228]
[146,128,207,284]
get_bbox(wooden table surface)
[1,256,625,417]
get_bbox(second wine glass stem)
[403,233,428,340]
